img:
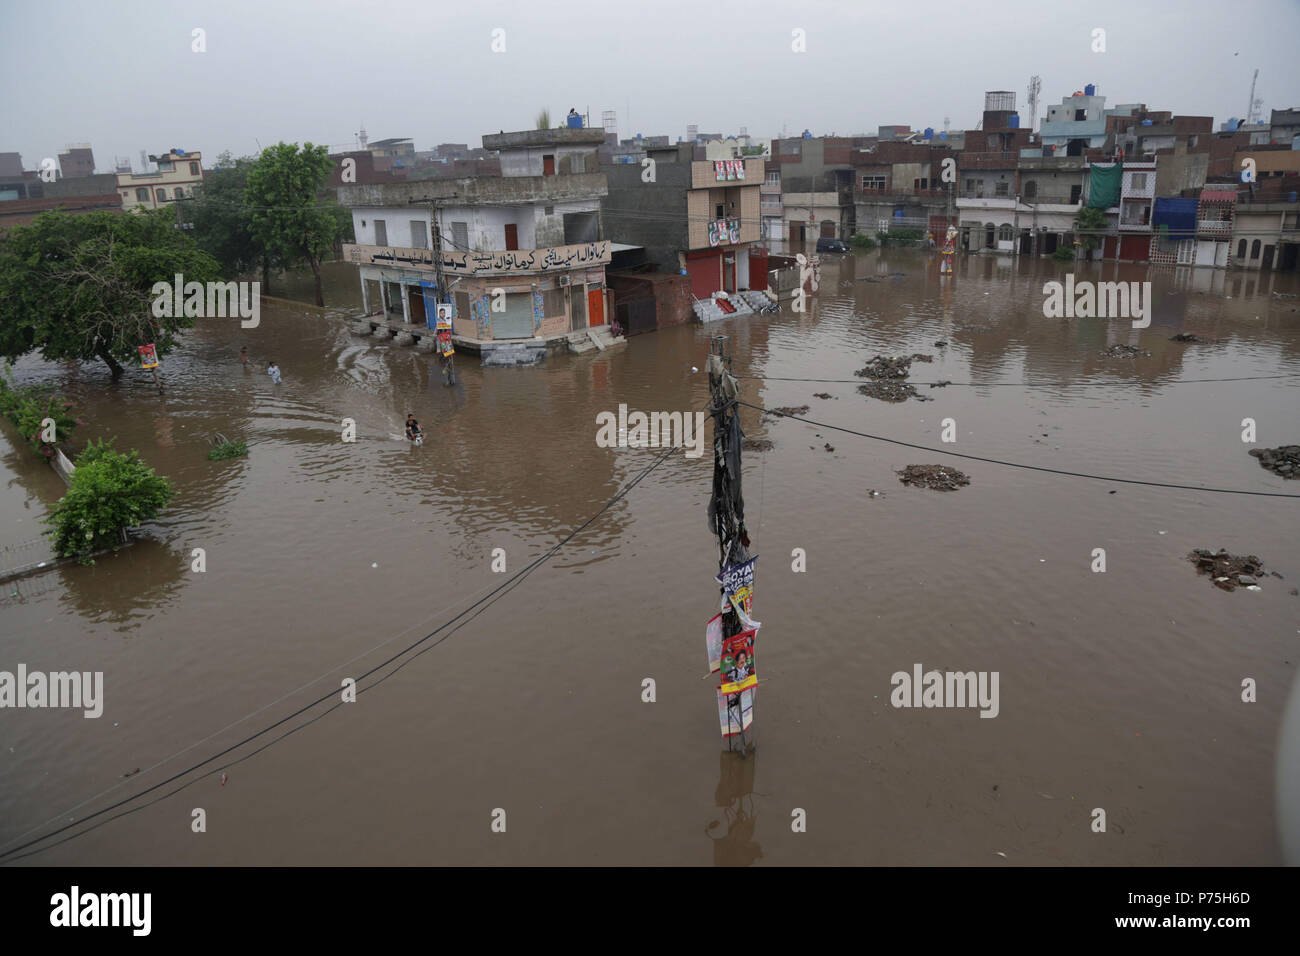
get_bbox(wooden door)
[587,287,604,327]
[543,155,555,176]
[504,224,518,251]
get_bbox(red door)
[748,248,769,290]
[587,288,604,327]
[542,155,555,176]
[504,224,518,251]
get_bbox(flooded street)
[2,249,1297,866]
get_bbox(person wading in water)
[405,413,422,445]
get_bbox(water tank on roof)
[1084,83,1096,96]
[1008,114,1020,128]
[802,129,812,139]
[924,127,935,140]
[1225,118,1240,131]
[636,133,642,140]
[566,113,583,129]
[1141,119,1153,127]
[939,132,947,139]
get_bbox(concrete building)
[1101,160,1156,261]
[771,135,869,244]
[1040,86,1109,156]
[57,145,96,178]
[339,127,616,360]
[852,141,957,239]
[1269,108,1300,148]
[602,142,768,321]
[116,149,204,211]
[760,160,784,247]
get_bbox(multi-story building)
[759,160,784,247]
[340,126,614,361]
[602,142,767,320]
[852,141,956,240]
[1101,160,1156,261]
[1039,85,1110,156]
[770,135,868,244]
[57,145,96,179]
[116,149,204,211]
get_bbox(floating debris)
[1188,549,1268,591]
[910,353,934,363]
[866,489,885,498]
[858,381,924,403]
[823,443,835,453]
[1098,344,1150,358]
[934,340,948,347]
[897,464,971,491]
[855,355,914,379]
[766,405,810,419]
[813,392,834,400]
[929,380,952,389]
[1248,445,1300,479]
[743,438,774,452]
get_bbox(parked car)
[816,237,850,253]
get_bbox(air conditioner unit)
[558,275,571,287]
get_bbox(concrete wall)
[499,145,600,177]
[601,158,690,274]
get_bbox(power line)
[738,372,1300,387]
[737,400,1300,498]
[0,438,688,863]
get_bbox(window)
[136,188,149,202]
[1130,173,1148,191]
[914,178,929,191]
[998,224,1014,242]
[1074,109,1087,121]
[410,221,428,249]
[766,171,780,184]
[373,219,387,246]
[189,162,200,176]
[173,187,184,199]
[1069,185,1082,204]
[1251,239,1261,259]
[1023,180,1037,198]
[542,287,565,317]
[157,160,174,171]
[861,175,885,190]
[1237,239,1247,258]
[716,204,725,219]
[451,221,468,251]
[156,188,167,201]
[995,181,1009,196]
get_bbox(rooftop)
[482,128,607,151]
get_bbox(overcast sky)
[3,0,1298,171]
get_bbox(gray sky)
[3,0,1298,170]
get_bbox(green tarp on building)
[1088,164,1122,210]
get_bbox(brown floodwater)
[2,249,1298,866]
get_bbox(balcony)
[341,240,611,276]
[1197,219,1232,234]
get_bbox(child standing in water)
[267,361,281,385]
[240,346,249,367]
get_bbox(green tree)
[44,439,175,563]
[189,151,280,289]
[536,108,551,130]
[0,210,220,377]
[1074,207,1109,253]
[244,142,342,307]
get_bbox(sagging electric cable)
[737,372,1300,387]
[0,436,691,863]
[738,400,1300,499]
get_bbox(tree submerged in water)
[44,439,175,564]
[207,439,248,461]
[0,210,219,378]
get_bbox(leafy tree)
[44,439,175,563]
[1074,207,1109,253]
[189,151,281,289]
[0,210,220,377]
[244,142,342,307]
[536,108,551,130]
[0,370,81,456]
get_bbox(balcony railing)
[1197,220,1232,234]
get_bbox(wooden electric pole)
[707,335,754,754]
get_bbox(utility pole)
[429,202,456,386]
[707,335,755,754]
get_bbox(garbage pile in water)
[1098,344,1150,358]
[897,464,971,491]
[855,354,935,402]
[1187,549,1271,591]
[1248,445,1300,479]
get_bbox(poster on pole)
[706,612,724,673]
[716,556,757,616]
[137,343,159,369]
[719,627,757,695]
[717,687,755,737]
[435,302,455,355]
